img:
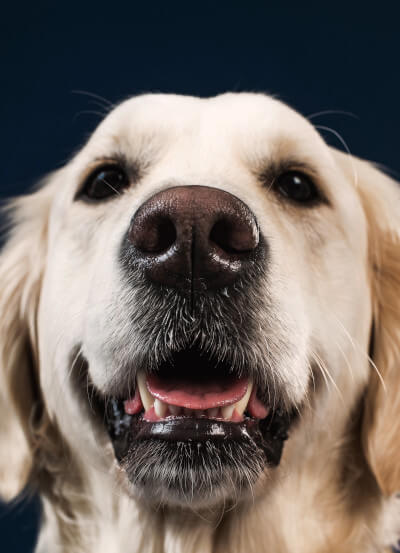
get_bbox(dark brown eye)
[79,165,129,201]
[274,171,321,205]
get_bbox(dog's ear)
[0,178,55,500]
[332,148,400,496]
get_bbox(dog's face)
[1,93,400,514]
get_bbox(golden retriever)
[0,93,399,553]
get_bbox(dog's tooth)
[195,409,204,417]
[154,398,168,418]
[169,404,180,415]
[221,404,235,420]
[137,372,154,411]
[208,407,218,418]
[234,380,253,416]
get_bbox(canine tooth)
[208,407,218,417]
[234,381,253,417]
[137,372,154,411]
[195,410,204,417]
[154,398,168,418]
[221,404,235,420]
[169,404,180,415]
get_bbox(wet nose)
[128,185,261,291]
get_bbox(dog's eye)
[274,171,321,205]
[79,165,129,201]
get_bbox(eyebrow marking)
[257,158,331,208]
[257,158,318,183]
[81,152,143,181]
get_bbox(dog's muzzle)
[88,186,295,506]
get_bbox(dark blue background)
[1,2,399,551]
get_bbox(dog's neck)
[34,395,398,553]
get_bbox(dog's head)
[1,93,399,510]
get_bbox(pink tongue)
[146,374,248,410]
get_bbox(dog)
[0,93,399,553]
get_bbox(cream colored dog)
[1,93,400,553]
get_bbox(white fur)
[1,93,400,552]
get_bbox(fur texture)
[1,93,400,552]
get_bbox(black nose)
[128,185,261,291]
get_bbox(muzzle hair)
[121,436,267,508]
[108,243,293,410]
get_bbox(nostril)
[126,186,262,291]
[209,218,259,254]
[131,216,177,254]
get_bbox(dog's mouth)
[125,351,268,424]
[81,342,298,507]
[100,347,295,480]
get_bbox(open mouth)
[82,343,298,506]
[125,351,269,423]
[102,347,294,470]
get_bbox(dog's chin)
[121,435,266,509]
[107,405,293,508]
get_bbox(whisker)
[71,89,114,109]
[311,351,344,405]
[311,352,330,391]
[99,177,121,196]
[327,312,387,393]
[307,109,359,120]
[72,110,109,123]
[314,124,358,188]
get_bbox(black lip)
[132,416,256,441]
[106,399,293,468]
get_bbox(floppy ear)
[0,179,54,500]
[332,148,400,496]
